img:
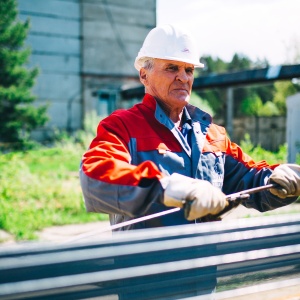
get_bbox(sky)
[156,0,300,66]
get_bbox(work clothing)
[80,94,296,230]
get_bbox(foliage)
[51,110,102,152]
[241,96,280,117]
[200,56,228,75]
[259,101,280,116]
[195,88,225,116]
[75,110,102,148]
[0,0,48,149]
[189,92,215,116]
[227,53,252,72]
[0,142,107,241]
[196,52,300,119]
[273,80,298,114]
[196,54,274,119]
[201,53,254,75]
[240,134,287,165]
[240,94,263,116]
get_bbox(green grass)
[0,141,107,241]
[239,134,288,165]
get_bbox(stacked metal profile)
[0,214,300,299]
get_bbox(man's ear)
[139,68,148,85]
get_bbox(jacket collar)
[142,93,212,126]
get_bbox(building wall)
[287,93,300,162]
[81,0,156,117]
[18,0,82,139]
[17,0,156,137]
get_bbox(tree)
[196,55,228,118]
[200,55,228,75]
[0,0,48,148]
[240,94,263,116]
[259,101,280,116]
[196,54,277,119]
[228,53,251,72]
[189,92,215,116]
[273,81,298,114]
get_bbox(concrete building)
[18,0,156,139]
[286,93,300,163]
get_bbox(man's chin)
[172,90,190,101]
[173,95,190,104]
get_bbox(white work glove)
[160,173,226,221]
[268,164,300,198]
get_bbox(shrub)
[240,134,287,164]
[0,144,107,240]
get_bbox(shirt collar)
[181,107,192,125]
[142,93,212,126]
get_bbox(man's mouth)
[174,88,188,93]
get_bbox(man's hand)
[160,173,226,220]
[268,164,300,198]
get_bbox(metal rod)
[226,183,276,201]
[64,207,180,243]
[109,207,181,231]
[65,184,277,243]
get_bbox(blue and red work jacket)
[80,94,294,230]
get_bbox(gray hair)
[140,57,155,70]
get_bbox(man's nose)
[176,69,189,83]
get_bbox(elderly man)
[80,23,300,299]
[80,24,300,230]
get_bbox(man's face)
[140,59,194,110]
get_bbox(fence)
[1,214,300,299]
[215,116,286,151]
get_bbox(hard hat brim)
[134,56,204,71]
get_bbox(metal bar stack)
[1,214,300,299]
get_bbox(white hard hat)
[134,24,204,71]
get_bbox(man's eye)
[166,66,178,71]
[186,68,194,74]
